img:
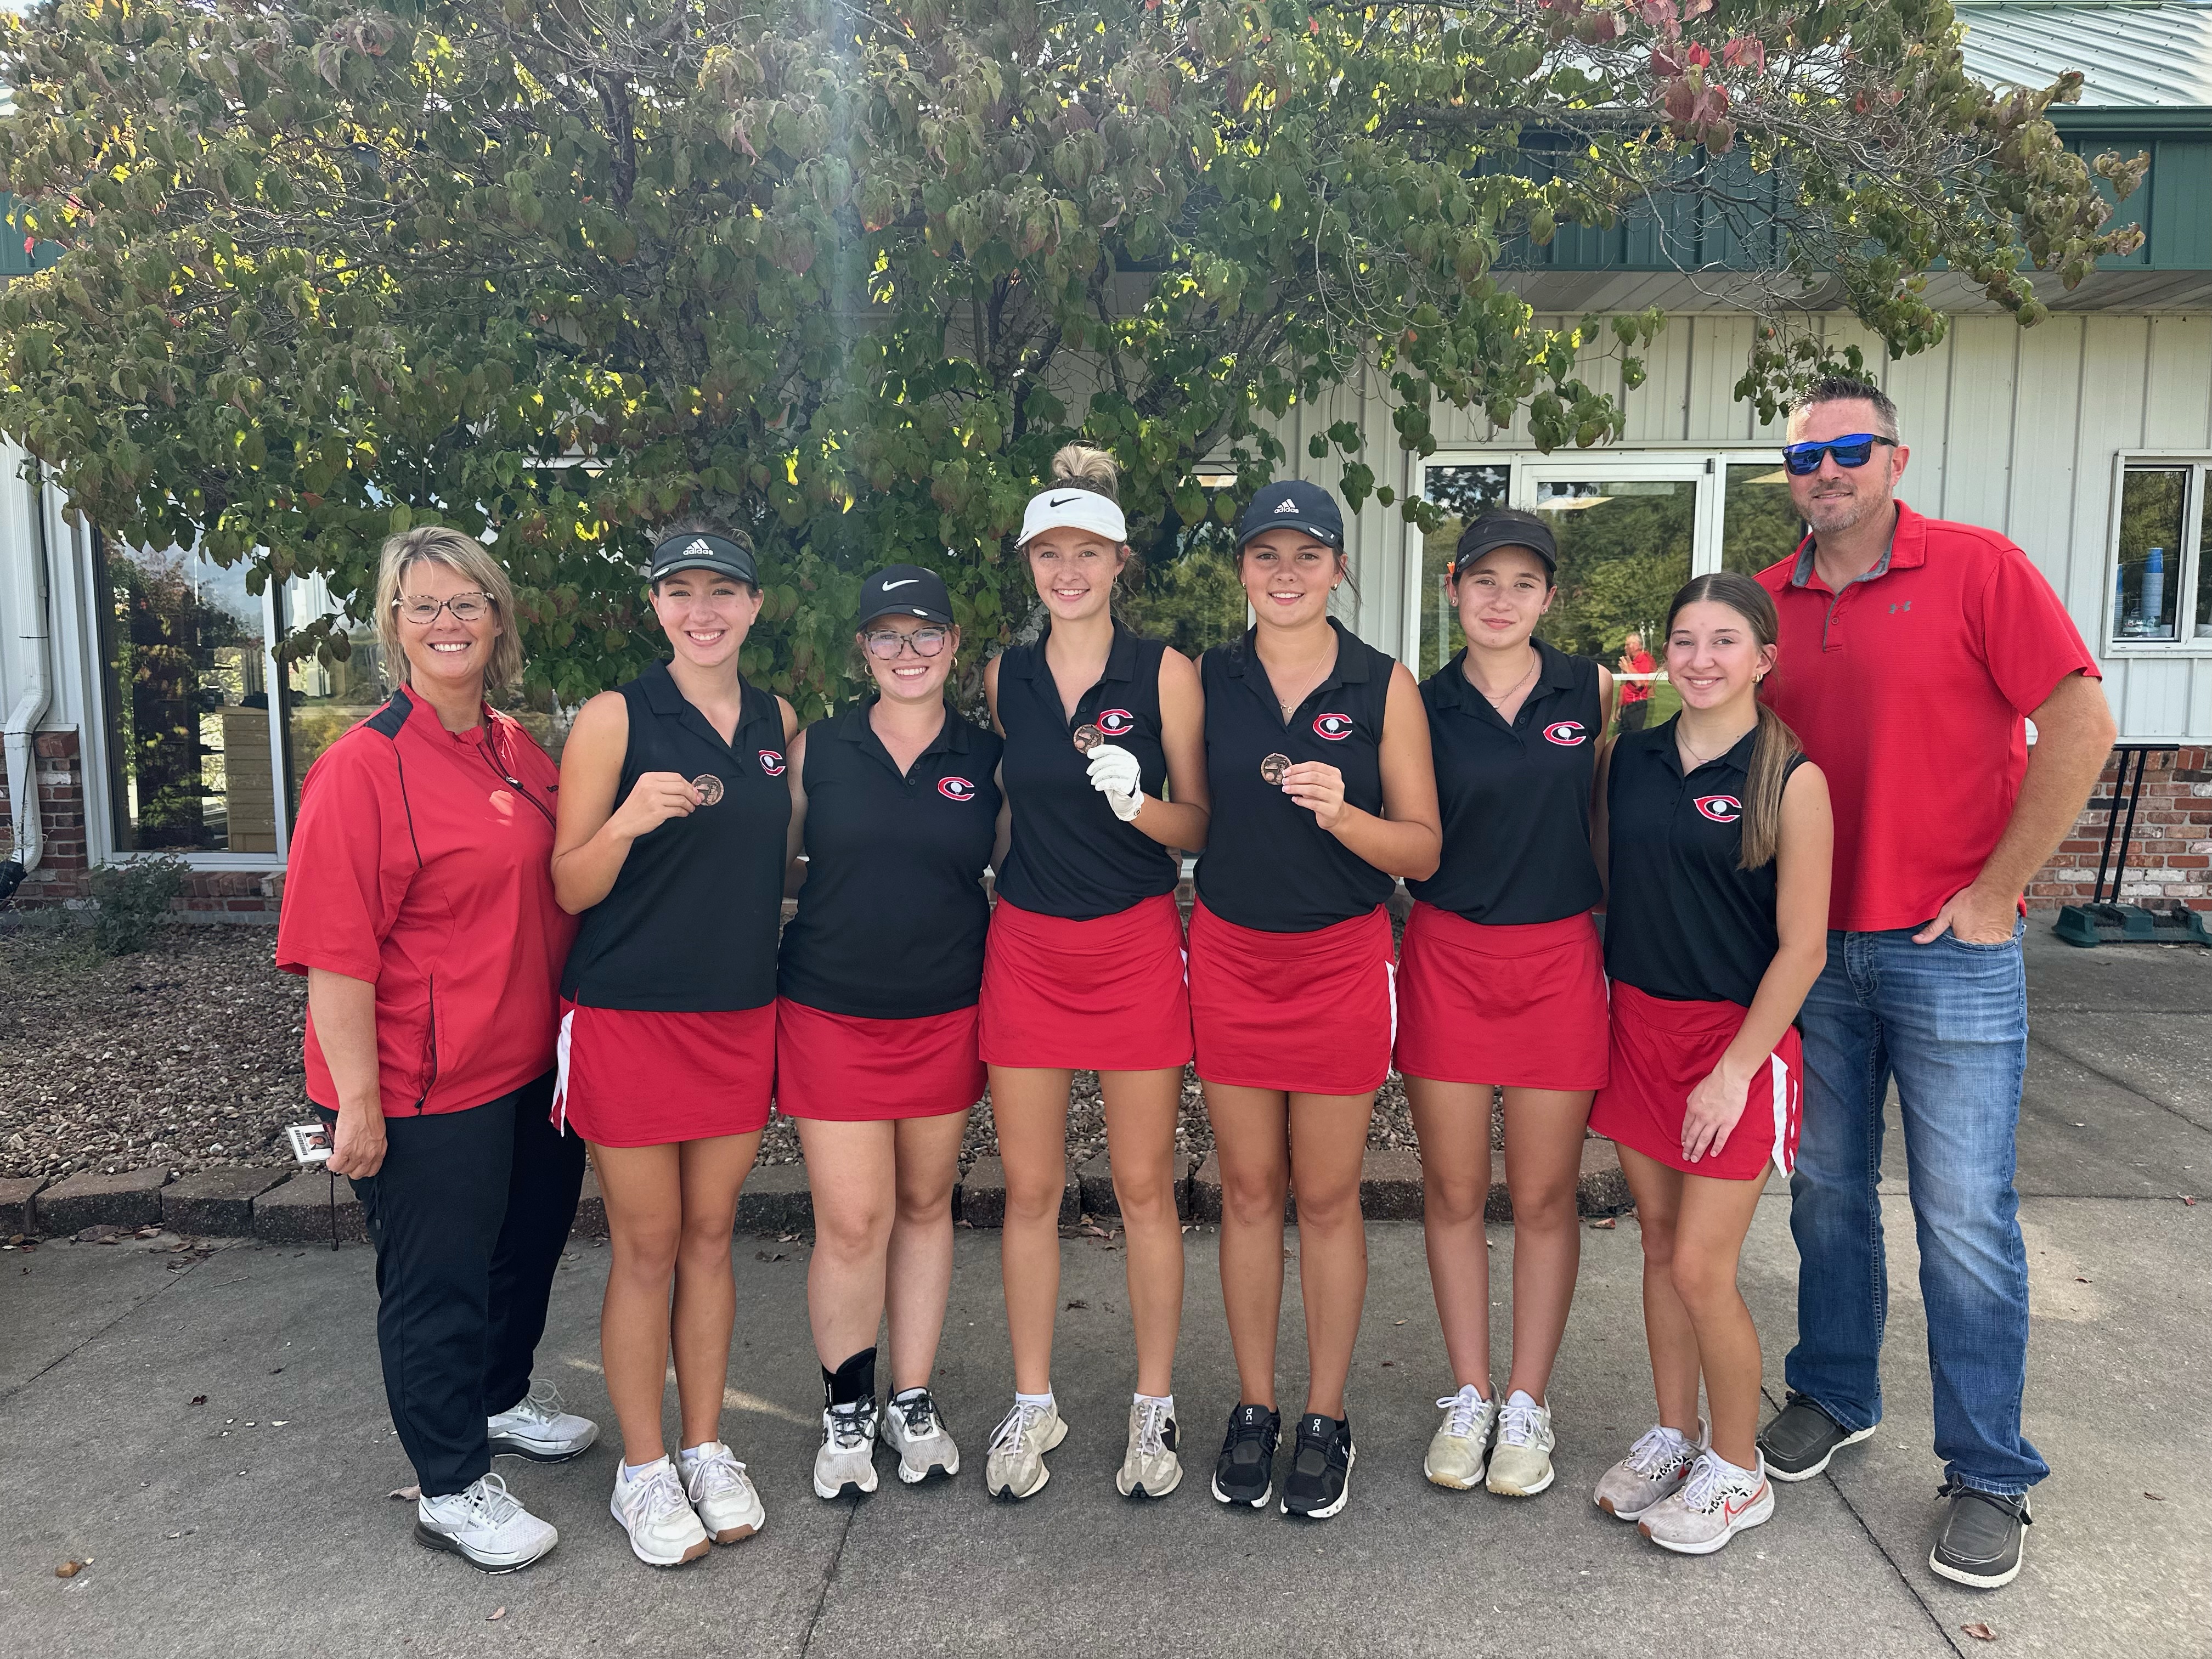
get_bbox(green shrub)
[88,855,190,955]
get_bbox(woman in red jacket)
[278,527,594,1575]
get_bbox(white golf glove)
[1084,742,1145,822]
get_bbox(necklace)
[1677,724,1749,769]
[1470,648,1539,710]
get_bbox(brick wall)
[2028,745,2211,907]
[1,727,283,917]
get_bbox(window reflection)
[2115,469,2187,642]
[1722,463,1804,577]
[1415,464,1511,679]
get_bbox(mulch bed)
[0,920,1440,1187]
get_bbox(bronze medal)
[1073,724,1103,754]
[691,772,726,806]
[1260,752,1291,785]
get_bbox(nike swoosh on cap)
[1048,494,1082,507]
[881,578,919,589]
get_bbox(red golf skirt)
[1588,981,1802,1181]
[554,1000,775,1146]
[1393,904,1610,1091]
[1188,901,1394,1096]
[774,998,984,1121]
[978,893,1194,1072]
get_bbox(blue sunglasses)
[1781,433,1898,476]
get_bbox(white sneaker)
[681,1442,765,1543]
[1638,1451,1775,1555]
[1116,1398,1183,1499]
[1423,1384,1498,1490]
[883,1388,960,1484]
[609,1456,712,1567]
[984,1397,1067,1501]
[487,1378,600,1463]
[1594,1423,1703,1520]
[1485,1395,1556,1496]
[814,1401,881,1500]
[414,1473,557,1573]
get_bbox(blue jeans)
[1784,919,2048,1497]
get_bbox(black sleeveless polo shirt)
[560,659,790,1012]
[1407,640,1604,926]
[777,701,1005,1020]
[993,621,1179,920]
[1193,619,1397,933]
[1604,716,1808,1008]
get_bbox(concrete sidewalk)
[3,925,2207,1659]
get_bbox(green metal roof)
[1957,2,2212,109]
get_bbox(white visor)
[1016,486,1126,548]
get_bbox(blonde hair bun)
[1049,443,1121,503]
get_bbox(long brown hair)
[1663,571,1802,871]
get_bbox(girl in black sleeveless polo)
[1587,572,1832,1559]
[1396,509,1617,1503]
[1192,481,1441,1522]
[976,446,1211,1507]
[775,565,1005,1503]
[550,522,793,1570]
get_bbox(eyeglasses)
[1781,433,1898,476]
[393,591,495,625]
[861,625,951,661]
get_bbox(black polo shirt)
[993,622,1179,920]
[1193,619,1397,933]
[1604,717,1807,1008]
[1408,640,1603,926]
[778,701,1004,1019]
[561,659,789,1012]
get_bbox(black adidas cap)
[857,563,954,627]
[1452,509,1557,578]
[1236,478,1345,551]
[647,528,758,586]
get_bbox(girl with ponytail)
[1585,570,1833,1558]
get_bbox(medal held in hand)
[1260,753,1291,786]
[1073,725,1104,754]
[691,773,726,806]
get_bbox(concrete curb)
[253,1170,370,1244]
[956,1158,1080,1229]
[163,1167,288,1236]
[0,1175,45,1236]
[735,1163,813,1234]
[1074,1150,1196,1224]
[37,1166,167,1235]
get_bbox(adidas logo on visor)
[686,538,715,558]
[1275,498,1299,513]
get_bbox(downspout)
[1,460,54,900]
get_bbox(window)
[95,537,281,854]
[1722,462,1804,577]
[2108,461,2210,651]
[279,572,390,819]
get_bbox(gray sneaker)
[984,1398,1067,1501]
[883,1388,960,1484]
[1594,1424,1701,1520]
[1116,1398,1183,1498]
[1637,1452,1774,1555]
[1929,1482,2032,1589]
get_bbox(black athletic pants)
[1618,699,1650,734]
[318,1073,585,1497]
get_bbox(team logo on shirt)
[1542,720,1589,747]
[758,749,787,776]
[1695,794,1743,822]
[1312,712,1356,741]
[938,776,977,802]
[1095,708,1136,738]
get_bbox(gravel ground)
[1,920,1449,1186]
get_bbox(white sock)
[1703,1447,1758,1480]
[891,1386,928,1403]
[1015,1389,1054,1412]
[1659,1424,1698,1452]
[676,1442,717,1469]
[1456,1381,1491,1401]
[623,1458,663,1483]
[1507,1389,1542,1410]
[1134,1391,1175,1417]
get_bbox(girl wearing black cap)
[978,444,1212,1504]
[1587,571,1831,1556]
[1396,507,1616,1502]
[550,517,793,1567]
[1193,479,1442,1520]
[777,565,1006,1502]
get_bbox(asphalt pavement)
[3,922,2205,1659]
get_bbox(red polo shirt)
[1757,500,2100,933]
[276,688,575,1116]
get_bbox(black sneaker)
[1757,1392,1876,1482]
[1210,1403,1281,1508]
[1281,1413,1355,1520]
[1929,1482,2032,1588]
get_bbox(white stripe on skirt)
[1769,1052,1790,1176]
[552,1008,575,1136]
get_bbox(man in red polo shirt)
[1748,377,2113,1592]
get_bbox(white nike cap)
[1016,484,1127,548]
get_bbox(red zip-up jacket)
[277,687,575,1116]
